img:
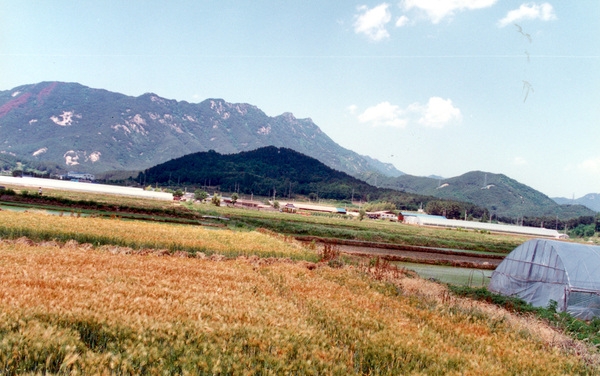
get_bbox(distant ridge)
[553,194,600,213]
[364,170,595,219]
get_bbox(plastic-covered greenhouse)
[489,239,600,320]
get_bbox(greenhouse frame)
[489,239,600,320]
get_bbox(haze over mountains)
[0,82,597,216]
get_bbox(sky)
[1,1,599,198]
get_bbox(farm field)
[0,236,596,374]
[1,193,599,373]
[394,262,493,287]
[0,211,316,261]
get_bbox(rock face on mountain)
[0,81,403,177]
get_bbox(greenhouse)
[489,239,600,320]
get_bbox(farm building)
[402,214,563,238]
[367,211,398,220]
[282,203,298,213]
[489,239,600,320]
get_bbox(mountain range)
[0,82,597,218]
[553,194,600,213]
[367,171,595,218]
[138,147,594,219]
[0,81,401,178]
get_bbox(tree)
[194,189,208,202]
[211,194,221,206]
[358,208,366,221]
[231,192,239,206]
[173,189,184,199]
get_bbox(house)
[367,211,398,221]
[282,203,297,213]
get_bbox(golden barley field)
[0,210,317,261]
[0,232,596,374]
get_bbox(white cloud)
[408,97,461,128]
[497,2,557,27]
[357,101,407,127]
[347,104,358,115]
[402,0,497,24]
[513,156,528,165]
[578,157,600,175]
[356,97,461,128]
[395,15,410,27]
[354,3,392,41]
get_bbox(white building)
[66,171,95,181]
[403,213,564,238]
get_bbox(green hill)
[370,171,594,219]
[138,147,488,216]
[141,146,391,202]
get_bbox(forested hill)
[368,170,595,220]
[140,146,383,201]
[138,147,484,213]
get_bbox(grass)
[394,262,493,287]
[450,285,600,348]
[0,241,595,374]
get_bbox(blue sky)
[1,1,598,198]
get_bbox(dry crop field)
[0,211,597,374]
[0,210,316,261]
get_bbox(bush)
[194,189,208,201]
[0,188,16,196]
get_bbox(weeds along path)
[0,239,594,374]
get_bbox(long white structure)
[0,176,172,200]
[404,214,563,238]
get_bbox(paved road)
[0,176,172,200]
